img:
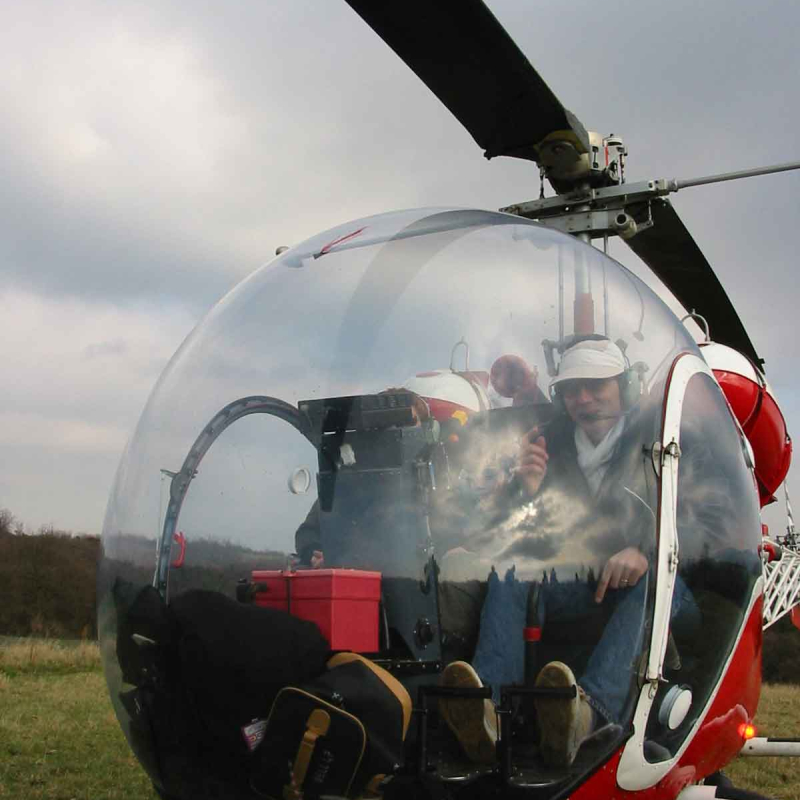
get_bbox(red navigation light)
[738,722,757,740]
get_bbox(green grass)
[1,639,798,799]
[0,668,156,799]
[0,637,101,676]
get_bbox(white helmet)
[550,338,626,390]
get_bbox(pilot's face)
[561,377,623,445]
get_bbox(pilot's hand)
[595,547,648,603]
[310,550,325,569]
[517,426,549,496]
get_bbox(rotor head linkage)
[537,131,627,194]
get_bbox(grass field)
[1,639,798,799]
[0,639,156,800]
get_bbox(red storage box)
[251,569,381,653]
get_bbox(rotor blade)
[626,198,763,369]
[343,0,590,161]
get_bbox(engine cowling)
[701,342,792,506]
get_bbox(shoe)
[438,661,497,764]
[534,661,593,767]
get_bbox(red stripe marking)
[318,226,367,256]
[523,626,541,642]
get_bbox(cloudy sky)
[2,0,799,536]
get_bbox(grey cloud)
[500,532,561,562]
[84,338,129,359]
[4,0,798,313]
[3,0,800,531]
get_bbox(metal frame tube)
[740,737,800,757]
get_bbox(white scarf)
[574,416,626,497]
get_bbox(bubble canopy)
[98,208,712,797]
[102,208,695,557]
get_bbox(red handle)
[171,531,187,568]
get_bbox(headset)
[548,334,641,414]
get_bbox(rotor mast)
[501,137,800,368]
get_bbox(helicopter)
[97,2,800,800]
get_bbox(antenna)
[784,482,798,549]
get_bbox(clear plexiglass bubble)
[99,207,755,799]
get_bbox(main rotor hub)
[538,131,627,193]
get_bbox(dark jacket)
[537,408,658,560]
[452,406,659,575]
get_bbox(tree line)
[0,508,286,640]
[0,510,99,638]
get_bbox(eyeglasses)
[558,378,617,399]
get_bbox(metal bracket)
[502,161,800,222]
[649,441,662,477]
[668,545,680,574]
[663,440,681,462]
[533,209,623,238]
[501,161,800,246]
[647,436,680,496]
[502,181,664,241]
[501,177,676,220]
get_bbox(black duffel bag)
[114,582,332,796]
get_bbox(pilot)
[439,337,676,767]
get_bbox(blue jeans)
[472,567,698,724]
